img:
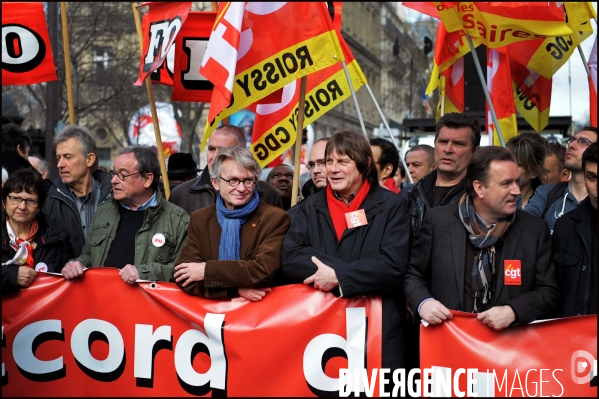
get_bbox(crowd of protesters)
[2,115,597,373]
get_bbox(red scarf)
[7,217,38,267]
[383,178,400,193]
[326,180,371,241]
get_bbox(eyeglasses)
[306,161,325,170]
[219,176,255,188]
[566,137,593,148]
[7,195,38,207]
[110,170,142,181]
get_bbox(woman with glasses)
[2,169,73,294]
[174,147,291,302]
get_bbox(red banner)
[1,2,58,86]
[2,269,382,396]
[420,312,597,397]
[171,12,216,102]
[134,2,191,86]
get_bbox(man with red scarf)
[282,130,411,376]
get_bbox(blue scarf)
[216,191,260,260]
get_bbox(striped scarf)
[458,194,514,313]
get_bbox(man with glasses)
[525,126,597,233]
[170,125,282,214]
[302,137,330,200]
[61,146,190,284]
[174,147,290,301]
[44,125,113,257]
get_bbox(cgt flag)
[2,2,58,85]
[134,2,191,86]
[495,2,595,80]
[487,48,518,146]
[248,2,366,166]
[171,11,216,102]
[199,2,345,151]
[510,61,552,133]
[435,2,573,49]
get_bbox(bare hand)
[477,305,516,330]
[174,262,206,287]
[16,266,37,288]
[119,264,140,284]
[419,299,453,325]
[238,287,272,302]
[304,256,338,292]
[61,260,85,280]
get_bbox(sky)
[400,3,597,125]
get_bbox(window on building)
[92,46,114,71]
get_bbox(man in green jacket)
[61,145,189,283]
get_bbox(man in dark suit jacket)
[404,146,559,330]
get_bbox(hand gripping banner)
[420,311,597,397]
[2,269,382,397]
[2,2,58,86]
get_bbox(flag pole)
[132,3,171,199]
[291,76,308,207]
[341,61,367,136]
[577,45,592,78]
[465,35,505,147]
[364,83,413,185]
[60,2,75,125]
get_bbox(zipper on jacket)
[53,188,83,225]
[577,226,592,315]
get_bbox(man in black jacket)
[1,123,33,176]
[553,142,597,317]
[170,125,282,214]
[43,125,112,257]
[282,130,410,376]
[400,113,481,246]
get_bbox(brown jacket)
[176,201,291,299]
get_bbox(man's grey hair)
[53,125,99,172]
[214,125,246,147]
[117,145,161,190]
[31,156,49,174]
[209,147,261,182]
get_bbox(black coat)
[2,212,73,295]
[43,170,112,257]
[404,204,560,325]
[1,152,34,176]
[552,197,597,316]
[282,184,411,369]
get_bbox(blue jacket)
[523,182,579,234]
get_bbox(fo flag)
[199,2,344,151]
[435,2,572,48]
[134,2,191,86]
[171,12,216,102]
[2,2,57,85]
[142,12,175,86]
[248,2,366,166]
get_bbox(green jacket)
[76,189,190,281]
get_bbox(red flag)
[435,2,571,48]
[487,48,518,145]
[436,57,465,121]
[143,12,174,86]
[247,2,366,166]
[134,2,191,86]
[199,2,344,150]
[590,36,597,127]
[402,2,441,19]
[171,12,216,102]
[1,2,57,85]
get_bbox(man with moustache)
[405,147,559,329]
[267,164,294,210]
